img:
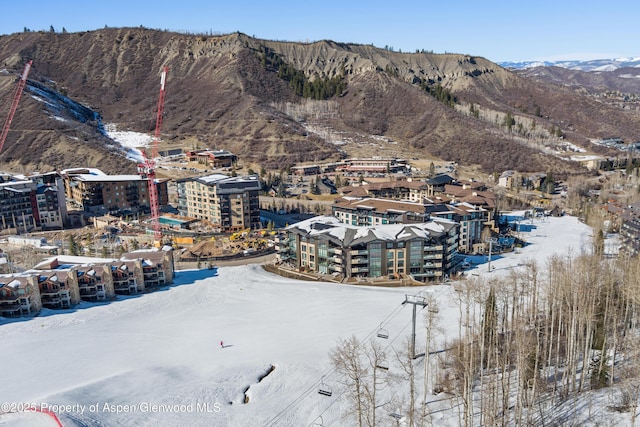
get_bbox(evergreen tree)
[68,234,79,256]
[503,112,515,131]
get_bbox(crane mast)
[138,66,168,243]
[0,60,32,154]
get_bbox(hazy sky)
[1,0,638,63]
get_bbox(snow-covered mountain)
[500,57,640,71]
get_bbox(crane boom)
[138,66,168,243]
[0,60,32,154]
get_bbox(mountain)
[512,66,640,109]
[0,28,639,176]
[500,57,640,71]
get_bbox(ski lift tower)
[138,66,168,245]
[486,237,498,272]
[0,60,32,154]
[403,294,429,359]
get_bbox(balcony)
[351,257,368,265]
[424,253,443,260]
[423,262,442,269]
[424,245,444,252]
[351,266,369,273]
[0,303,21,316]
[114,281,138,294]
[350,249,368,256]
[412,270,442,278]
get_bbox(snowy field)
[0,214,615,426]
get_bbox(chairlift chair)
[377,322,389,339]
[318,376,333,397]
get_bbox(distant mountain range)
[500,57,640,72]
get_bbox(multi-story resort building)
[176,174,261,232]
[0,248,175,318]
[0,274,42,317]
[121,249,175,288]
[185,149,237,168]
[110,260,145,294]
[332,198,429,226]
[36,270,80,309]
[0,172,68,233]
[333,197,491,254]
[61,168,169,215]
[277,215,460,282]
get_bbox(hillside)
[0,28,638,175]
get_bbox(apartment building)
[339,175,455,202]
[121,249,175,288]
[61,168,169,215]
[427,202,490,254]
[332,198,429,226]
[37,270,80,309]
[336,157,409,174]
[0,274,42,317]
[177,174,261,232]
[185,149,237,168]
[0,179,36,233]
[333,197,492,254]
[278,216,459,282]
[75,264,115,302]
[111,260,144,294]
[0,248,174,318]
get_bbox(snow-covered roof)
[73,174,143,182]
[287,216,451,246]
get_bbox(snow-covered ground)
[103,123,151,163]
[0,214,621,426]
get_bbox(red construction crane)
[138,66,168,243]
[0,60,32,154]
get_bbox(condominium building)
[0,179,37,233]
[121,249,175,288]
[332,198,429,226]
[0,179,67,232]
[61,168,169,215]
[0,274,42,317]
[427,202,491,254]
[0,248,174,318]
[111,260,144,294]
[37,270,80,309]
[177,174,261,232]
[185,149,237,168]
[333,197,492,254]
[338,175,455,202]
[75,264,115,302]
[278,216,459,282]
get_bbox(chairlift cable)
[266,300,409,426]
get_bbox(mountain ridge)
[0,28,637,176]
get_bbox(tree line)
[258,45,346,100]
[329,243,640,426]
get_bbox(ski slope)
[0,213,613,426]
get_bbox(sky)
[0,1,638,63]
